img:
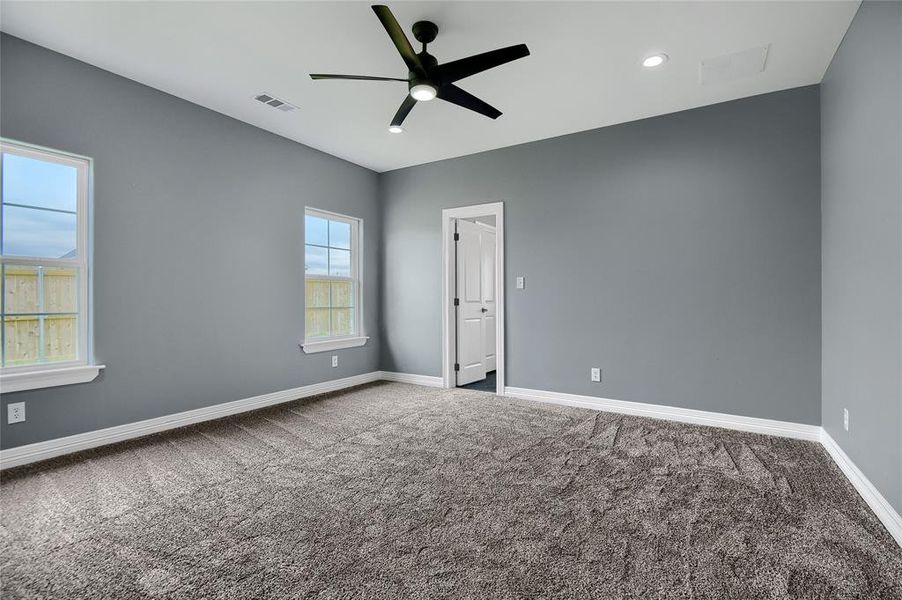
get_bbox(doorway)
[441,202,505,395]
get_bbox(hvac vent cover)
[254,92,298,112]
[699,45,769,85]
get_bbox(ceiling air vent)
[699,45,769,85]
[254,92,298,112]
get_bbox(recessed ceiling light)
[388,125,404,134]
[410,84,437,102]
[642,53,668,68]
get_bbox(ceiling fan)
[310,5,530,132]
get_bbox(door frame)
[441,202,505,394]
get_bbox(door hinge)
[454,363,460,372]
[453,232,460,241]
[453,298,459,306]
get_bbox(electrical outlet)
[7,402,25,424]
[843,408,849,432]
[590,368,601,383]
[331,355,339,368]
[516,276,525,289]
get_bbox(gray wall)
[0,35,381,449]
[0,34,828,451]
[381,86,822,425]
[821,1,902,513]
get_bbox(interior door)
[455,219,487,385]
[479,224,497,372]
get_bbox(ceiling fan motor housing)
[412,20,439,45]
[411,20,440,92]
[410,51,439,91]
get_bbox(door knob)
[481,307,488,313]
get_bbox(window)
[302,208,367,353]
[0,140,102,392]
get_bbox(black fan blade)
[372,5,424,75]
[310,74,408,82]
[391,94,417,127]
[435,44,530,83]
[437,84,502,119]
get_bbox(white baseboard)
[820,430,902,547]
[502,385,900,548]
[503,386,822,441]
[379,371,444,387]
[1,371,443,470]
[3,373,899,550]
[0,371,382,470]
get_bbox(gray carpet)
[1,382,900,599]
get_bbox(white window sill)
[0,364,105,393]
[302,336,369,354]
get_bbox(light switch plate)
[516,276,525,289]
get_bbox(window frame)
[0,139,103,392]
[301,207,368,354]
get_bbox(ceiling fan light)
[388,125,404,134]
[410,84,437,102]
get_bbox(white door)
[479,224,497,372]
[455,219,487,385]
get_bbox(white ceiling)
[0,1,859,172]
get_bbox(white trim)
[1,139,94,374]
[821,430,902,547]
[379,371,444,387]
[304,206,360,223]
[0,256,87,268]
[503,386,822,441]
[0,371,382,470]
[303,206,365,346]
[0,364,105,393]
[301,336,369,354]
[2,371,900,549]
[442,202,505,395]
[499,384,899,547]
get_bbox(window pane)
[42,315,78,363]
[2,205,77,258]
[3,265,78,315]
[329,220,351,250]
[2,264,38,313]
[305,278,330,308]
[2,314,77,366]
[329,248,351,277]
[43,267,78,313]
[305,308,330,338]
[305,245,328,275]
[2,153,77,212]
[331,308,354,336]
[331,280,353,308]
[305,215,328,247]
[3,315,39,366]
